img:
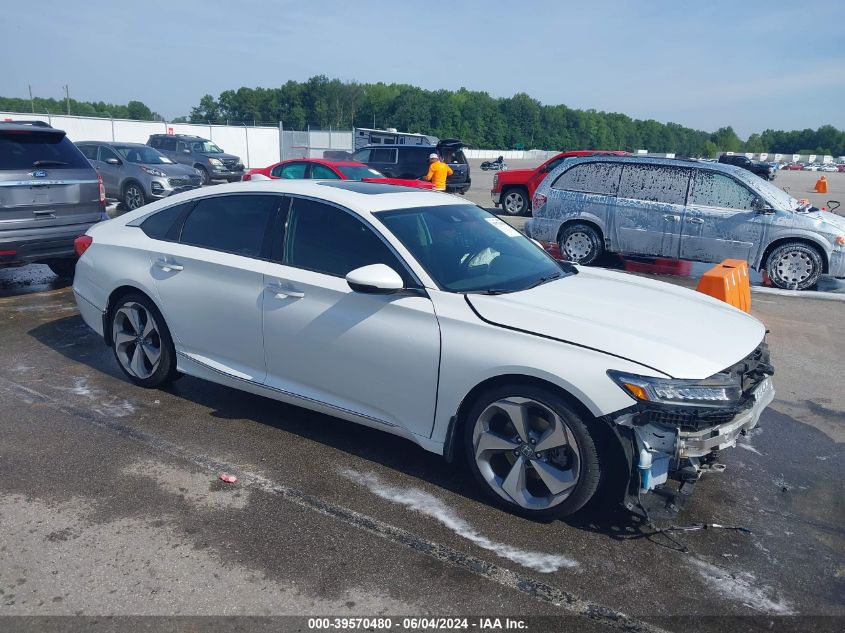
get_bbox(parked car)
[819,164,838,173]
[803,163,821,171]
[837,164,845,173]
[783,163,804,171]
[0,121,106,278]
[352,139,470,194]
[147,134,243,184]
[717,154,775,180]
[242,158,435,189]
[491,150,629,216]
[77,142,203,211]
[525,156,845,290]
[73,179,774,518]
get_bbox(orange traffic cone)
[815,176,828,193]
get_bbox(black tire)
[122,181,147,211]
[501,188,529,216]
[766,242,823,290]
[463,384,602,520]
[109,292,179,388]
[196,165,210,185]
[481,163,490,171]
[47,259,76,279]
[558,223,604,266]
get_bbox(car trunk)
[0,128,102,230]
[437,139,470,186]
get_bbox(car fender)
[757,228,834,270]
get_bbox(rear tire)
[501,188,529,216]
[558,223,603,266]
[463,384,602,520]
[110,293,179,388]
[47,259,76,279]
[766,242,822,290]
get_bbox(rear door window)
[78,145,98,160]
[552,162,623,195]
[272,162,309,179]
[689,171,758,209]
[370,148,397,163]
[179,194,279,258]
[98,146,120,163]
[310,163,341,179]
[0,130,92,170]
[618,164,690,205]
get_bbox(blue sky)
[2,0,843,137]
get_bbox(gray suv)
[77,142,202,211]
[1,121,106,278]
[526,156,845,290]
[147,134,244,184]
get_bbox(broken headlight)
[607,370,742,407]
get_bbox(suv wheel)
[501,189,528,216]
[47,259,76,279]
[196,166,210,185]
[110,293,179,388]
[766,242,823,290]
[123,182,147,211]
[464,385,601,519]
[559,223,603,265]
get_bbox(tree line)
[2,78,843,156]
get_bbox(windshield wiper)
[32,160,68,167]
[524,273,562,290]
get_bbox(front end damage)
[612,343,775,515]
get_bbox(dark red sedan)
[242,158,436,189]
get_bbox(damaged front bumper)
[611,349,775,515]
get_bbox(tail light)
[97,174,106,205]
[74,235,93,257]
[532,192,547,211]
[242,173,251,181]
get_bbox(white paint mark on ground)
[64,377,135,417]
[691,559,795,615]
[70,377,93,397]
[340,468,577,573]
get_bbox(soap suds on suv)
[0,121,106,278]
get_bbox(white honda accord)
[73,180,774,518]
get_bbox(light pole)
[62,85,70,115]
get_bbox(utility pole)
[62,85,70,114]
[28,85,34,113]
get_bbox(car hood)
[801,210,845,232]
[465,266,765,379]
[497,168,534,180]
[203,152,240,162]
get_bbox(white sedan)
[73,180,774,518]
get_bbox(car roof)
[275,158,367,167]
[78,141,148,148]
[552,150,629,158]
[560,154,754,176]
[357,144,434,150]
[0,122,64,135]
[171,179,470,214]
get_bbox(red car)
[492,150,629,216]
[242,158,435,189]
[782,163,804,171]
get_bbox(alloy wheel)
[503,192,525,215]
[472,397,581,510]
[125,185,144,210]
[113,302,162,379]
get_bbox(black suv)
[147,134,244,184]
[0,121,106,278]
[352,139,471,194]
[718,154,775,180]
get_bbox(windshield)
[338,165,386,180]
[377,204,572,293]
[190,141,223,153]
[115,146,175,164]
[750,176,799,210]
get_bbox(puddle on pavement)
[0,264,70,298]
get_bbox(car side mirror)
[182,149,191,154]
[752,198,774,214]
[346,264,404,294]
[105,157,121,165]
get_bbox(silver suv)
[77,142,202,211]
[526,156,845,290]
[0,121,106,278]
[147,134,244,184]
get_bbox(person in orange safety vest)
[423,152,453,191]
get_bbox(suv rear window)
[0,130,92,170]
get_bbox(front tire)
[463,384,602,519]
[123,182,147,211]
[558,223,603,265]
[501,188,529,216]
[766,242,823,290]
[196,166,210,185]
[110,293,179,388]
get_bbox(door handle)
[663,214,680,222]
[266,283,305,299]
[154,259,183,272]
[687,217,705,224]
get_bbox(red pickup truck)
[491,150,629,215]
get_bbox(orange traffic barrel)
[815,176,828,193]
[696,260,751,312]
